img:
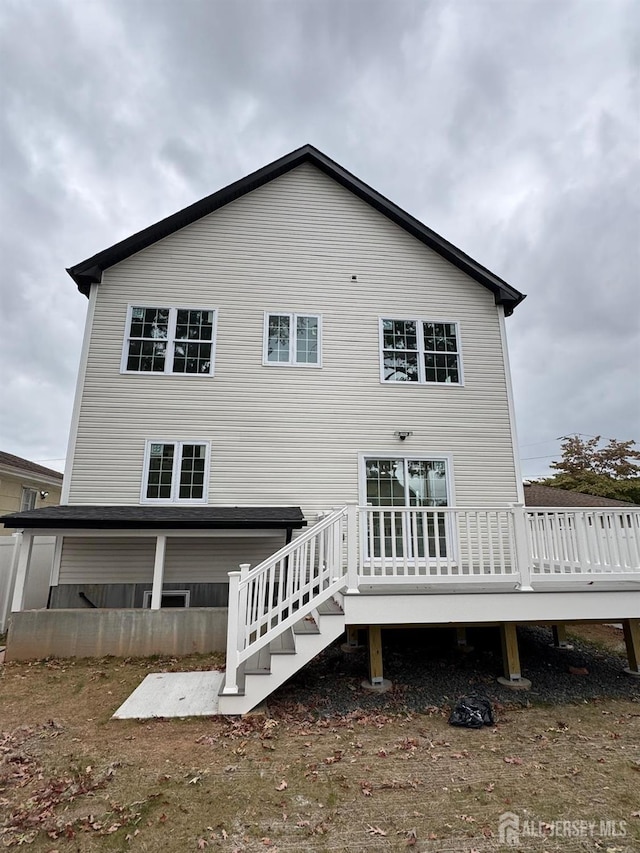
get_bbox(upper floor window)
[122,307,217,375]
[380,319,462,384]
[20,487,38,511]
[263,313,321,367]
[142,441,209,503]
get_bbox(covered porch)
[1,505,305,660]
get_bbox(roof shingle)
[0,504,306,530]
[0,451,63,481]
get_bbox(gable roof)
[523,482,637,508]
[0,451,63,482]
[67,144,525,315]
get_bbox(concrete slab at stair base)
[218,607,345,715]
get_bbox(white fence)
[0,536,55,633]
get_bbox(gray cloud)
[0,0,638,478]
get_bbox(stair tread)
[244,645,271,674]
[269,628,296,654]
[317,598,343,615]
[294,615,320,635]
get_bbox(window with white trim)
[264,313,321,366]
[142,441,209,503]
[380,319,462,384]
[20,487,38,511]
[123,307,217,374]
[143,589,190,608]
[363,457,450,559]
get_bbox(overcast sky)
[1,0,638,480]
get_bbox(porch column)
[622,619,640,677]
[10,531,34,613]
[150,535,167,610]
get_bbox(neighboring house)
[0,452,62,535]
[2,145,639,711]
[524,482,637,508]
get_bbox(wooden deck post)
[497,624,531,690]
[455,627,473,653]
[622,619,640,676]
[500,623,521,680]
[368,626,384,686]
[551,623,573,649]
[347,626,360,647]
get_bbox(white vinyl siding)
[57,536,285,585]
[68,163,519,515]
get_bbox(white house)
[3,145,638,713]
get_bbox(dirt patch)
[568,622,627,655]
[1,654,639,851]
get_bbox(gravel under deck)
[267,625,640,717]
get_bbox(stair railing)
[223,504,350,694]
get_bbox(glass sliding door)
[364,458,449,561]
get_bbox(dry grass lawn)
[1,649,639,853]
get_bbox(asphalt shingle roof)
[0,504,306,530]
[0,451,63,481]
[523,482,636,508]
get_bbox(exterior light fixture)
[394,431,413,441]
[39,491,49,499]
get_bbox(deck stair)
[218,505,351,715]
[218,598,345,715]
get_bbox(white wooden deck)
[217,504,640,713]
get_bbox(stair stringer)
[218,605,345,715]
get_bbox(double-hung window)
[20,487,38,511]
[123,307,217,375]
[142,441,210,503]
[263,312,321,366]
[362,456,451,560]
[380,319,462,384]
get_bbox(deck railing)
[225,503,640,692]
[358,506,518,580]
[527,508,640,575]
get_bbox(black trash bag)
[448,695,495,728]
